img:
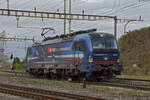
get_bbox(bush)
[13,57,25,71]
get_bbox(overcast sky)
[0,0,150,59]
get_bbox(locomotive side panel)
[26,40,84,76]
[43,41,75,66]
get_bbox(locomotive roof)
[90,32,114,37]
[41,32,114,45]
[41,37,73,45]
[32,29,114,46]
[42,28,97,41]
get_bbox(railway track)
[115,78,150,83]
[1,70,150,92]
[0,69,36,79]
[0,70,28,76]
[86,82,150,91]
[0,83,106,100]
[0,87,64,100]
[1,70,150,83]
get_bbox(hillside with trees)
[119,27,150,75]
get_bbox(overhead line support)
[69,0,72,34]
[7,0,9,9]
[0,37,34,42]
[117,18,144,23]
[64,0,67,35]
[0,9,122,38]
[114,16,117,39]
[117,18,144,34]
[0,9,115,21]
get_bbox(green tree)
[13,57,25,71]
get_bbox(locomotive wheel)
[78,72,86,82]
[86,76,97,82]
[50,73,58,80]
[29,69,34,75]
[85,72,102,82]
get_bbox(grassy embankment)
[119,27,150,77]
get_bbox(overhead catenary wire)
[0,0,149,36]
[0,0,122,31]
[17,0,86,35]
[104,2,138,15]
[48,0,65,12]
[104,0,150,15]
[115,0,121,15]
[100,0,119,15]
[119,0,150,13]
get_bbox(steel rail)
[0,87,65,100]
[0,83,106,100]
[87,82,150,91]
[115,78,150,83]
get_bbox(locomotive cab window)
[90,34,117,50]
[72,41,87,51]
[27,48,32,56]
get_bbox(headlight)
[89,56,93,63]
[117,59,120,63]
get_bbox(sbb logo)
[104,57,108,61]
[47,48,52,53]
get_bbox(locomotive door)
[72,42,79,67]
[72,41,86,69]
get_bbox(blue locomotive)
[25,29,122,80]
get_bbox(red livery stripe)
[91,61,118,65]
[64,59,82,61]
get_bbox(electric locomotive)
[25,29,122,80]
